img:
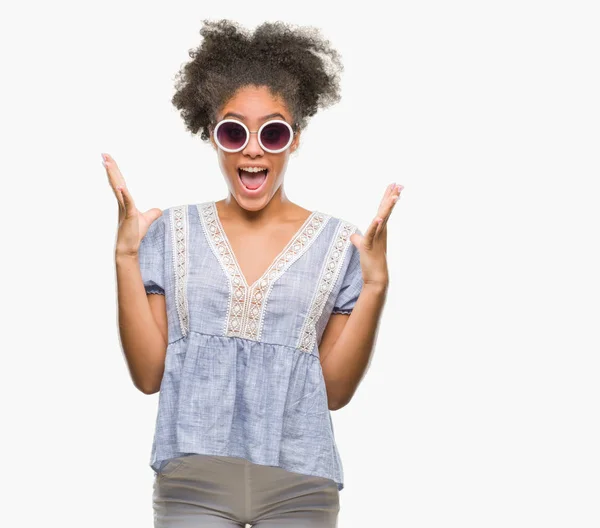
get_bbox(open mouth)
[238,167,269,191]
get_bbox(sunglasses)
[213,119,295,154]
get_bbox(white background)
[2,1,599,526]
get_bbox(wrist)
[363,280,389,295]
[115,249,139,262]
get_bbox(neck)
[216,186,301,226]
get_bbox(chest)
[164,202,357,352]
[178,202,334,342]
[217,220,311,287]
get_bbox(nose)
[242,132,264,158]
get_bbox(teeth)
[240,167,267,173]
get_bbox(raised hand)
[350,182,404,288]
[102,152,163,257]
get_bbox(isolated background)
[3,1,599,526]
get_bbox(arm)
[320,181,402,410]
[104,152,168,395]
[116,252,168,395]
[319,282,388,410]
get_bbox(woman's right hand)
[103,153,163,257]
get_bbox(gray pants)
[153,454,340,527]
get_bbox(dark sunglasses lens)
[216,122,247,150]
[260,122,291,151]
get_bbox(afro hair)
[171,19,344,141]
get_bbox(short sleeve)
[332,228,363,314]
[138,212,166,295]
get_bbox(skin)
[103,84,405,402]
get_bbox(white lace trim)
[297,220,357,353]
[197,201,328,342]
[248,212,329,341]
[170,205,189,337]
[197,202,247,338]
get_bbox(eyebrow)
[221,112,288,122]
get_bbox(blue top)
[138,201,363,491]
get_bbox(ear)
[291,130,301,153]
[209,130,217,151]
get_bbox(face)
[209,85,301,211]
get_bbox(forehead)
[218,85,292,122]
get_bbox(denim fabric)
[137,201,363,492]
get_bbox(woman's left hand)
[350,182,404,288]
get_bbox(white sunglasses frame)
[213,118,295,154]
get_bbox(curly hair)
[171,19,343,141]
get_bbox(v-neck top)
[138,201,364,491]
[211,202,319,291]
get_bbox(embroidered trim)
[297,220,357,353]
[171,205,189,337]
[197,202,248,338]
[251,212,329,341]
[198,201,328,341]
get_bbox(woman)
[106,19,402,528]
